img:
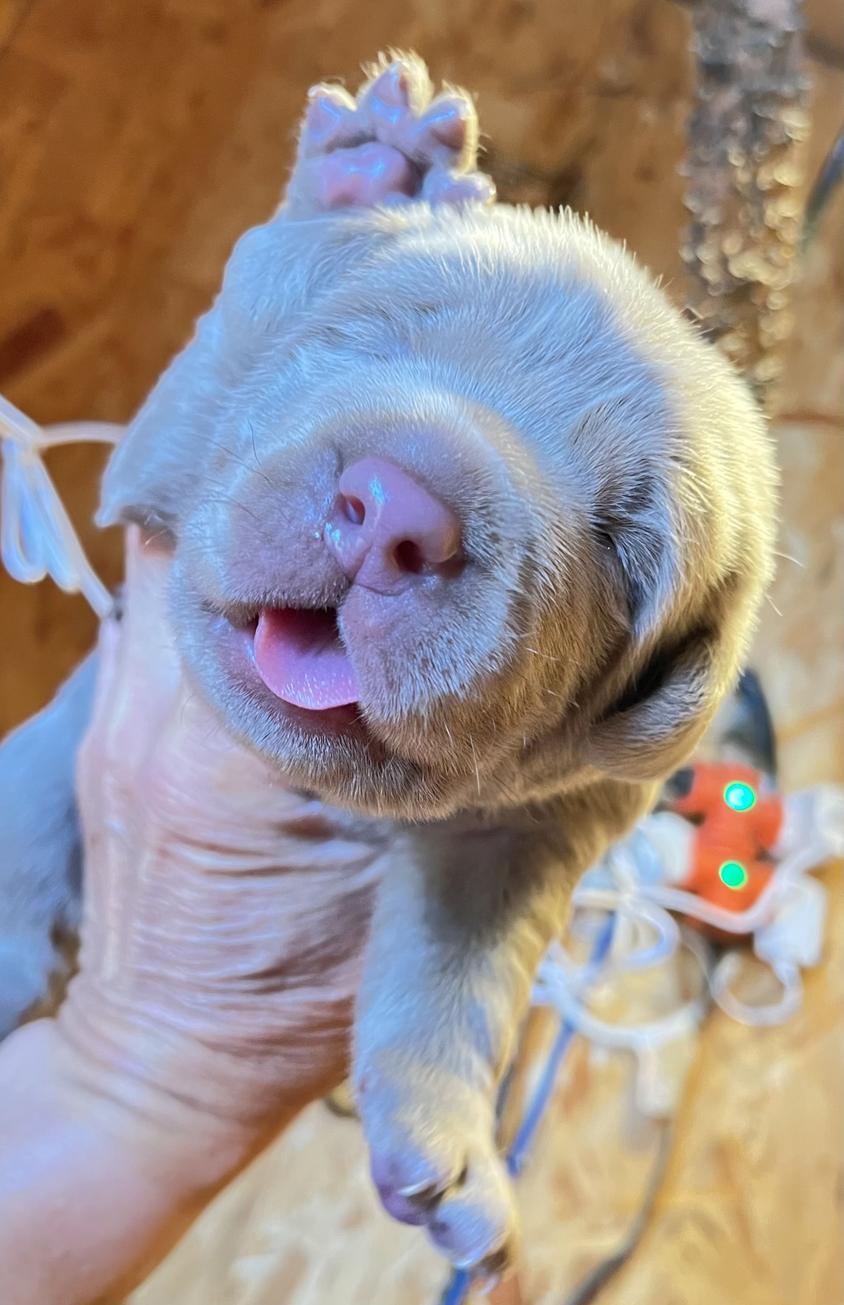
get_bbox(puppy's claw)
[396,1177,450,1202]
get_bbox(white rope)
[0,394,119,618]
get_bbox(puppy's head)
[99,206,776,819]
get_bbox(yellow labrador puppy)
[0,53,775,1280]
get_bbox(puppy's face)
[101,207,775,819]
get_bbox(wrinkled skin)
[0,52,776,1281]
[65,528,384,1124]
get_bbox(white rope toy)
[535,786,844,1088]
[0,394,119,619]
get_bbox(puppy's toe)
[362,1064,471,1219]
[359,51,434,123]
[299,84,359,159]
[428,1149,519,1280]
[357,1053,518,1274]
[421,165,496,208]
[413,92,480,171]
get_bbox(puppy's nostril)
[330,457,464,590]
[394,539,426,574]
[341,493,366,525]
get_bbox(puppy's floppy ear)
[586,568,753,782]
[98,215,310,532]
[97,303,232,532]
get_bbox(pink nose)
[324,457,462,593]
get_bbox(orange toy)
[667,761,784,936]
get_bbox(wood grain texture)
[1,3,841,1302]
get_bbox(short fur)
[0,55,776,1274]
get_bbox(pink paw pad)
[314,143,417,210]
[286,52,495,216]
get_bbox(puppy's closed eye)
[587,570,746,783]
[601,623,707,719]
[592,482,676,639]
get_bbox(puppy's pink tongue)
[253,608,360,711]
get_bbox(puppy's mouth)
[252,607,361,712]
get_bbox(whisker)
[198,493,262,526]
[203,433,277,494]
[197,471,256,495]
[247,420,277,493]
[140,528,173,550]
[201,436,257,473]
[772,549,805,569]
[468,734,481,797]
[525,646,561,663]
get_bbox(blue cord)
[438,913,616,1304]
[440,1267,473,1305]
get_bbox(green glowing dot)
[724,781,757,812]
[719,860,749,890]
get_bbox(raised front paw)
[285,50,495,216]
[356,1048,518,1287]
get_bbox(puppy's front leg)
[355,790,634,1279]
[0,654,97,1037]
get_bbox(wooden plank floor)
[1,3,842,1302]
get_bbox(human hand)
[60,525,384,1152]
